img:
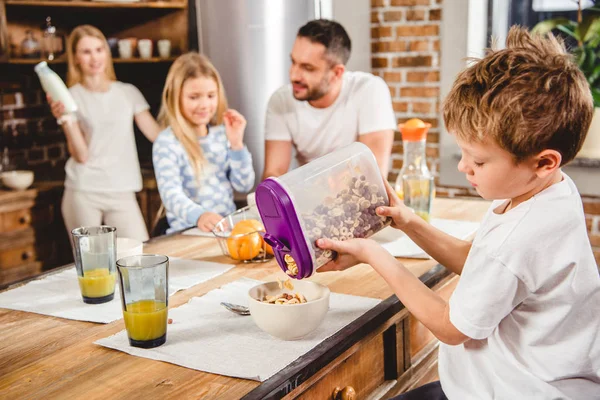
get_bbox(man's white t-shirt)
[264,71,396,165]
[439,174,600,400]
[65,81,149,192]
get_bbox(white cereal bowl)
[1,170,34,190]
[248,280,330,341]
[117,237,144,260]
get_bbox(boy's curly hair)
[443,26,594,165]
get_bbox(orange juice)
[78,268,116,298]
[123,300,168,342]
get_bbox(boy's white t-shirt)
[264,71,396,165]
[439,174,600,400]
[65,81,149,192]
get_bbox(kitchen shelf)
[4,0,186,9]
[2,56,178,64]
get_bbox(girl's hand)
[197,212,223,232]
[376,178,418,229]
[316,238,380,272]
[47,94,65,120]
[223,109,246,150]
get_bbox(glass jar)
[394,119,435,222]
[256,142,391,279]
[21,30,41,59]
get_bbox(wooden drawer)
[0,261,41,286]
[292,334,386,400]
[0,243,36,269]
[0,208,32,233]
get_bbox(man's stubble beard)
[292,74,331,102]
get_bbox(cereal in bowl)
[262,292,307,305]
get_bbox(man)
[262,19,396,180]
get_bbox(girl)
[153,53,254,233]
[48,25,160,242]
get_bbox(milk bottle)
[34,61,78,114]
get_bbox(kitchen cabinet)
[0,182,70,287]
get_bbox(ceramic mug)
[138,39,152,59]
[118,39,132,59]
[107,37,118,58]
[157,39,171,58]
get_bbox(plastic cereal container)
[255,142,390,279]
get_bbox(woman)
[48,25,160,241]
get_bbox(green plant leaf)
[589,65,600,86]
[576,15,594,42]
[583,17,600,46]
[532,18,574,35]
[583,46,597,73]
[557,24,580,40]
[582,16,600,41]
[592,88,600,108]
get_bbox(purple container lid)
[255,178,314,279]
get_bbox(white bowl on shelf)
[1,170,34,190]
[248,280,330,340]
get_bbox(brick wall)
[1,86,68,181]
[371,0,442,185]
[371,0,600,266]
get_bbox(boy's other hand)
[223,109,247,150]
[377,178,418,229]
[316,238,379,272]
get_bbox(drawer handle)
[21,251,33,261]
[332,386,356,400]
[19,215,31,225]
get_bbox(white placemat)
[371,218,480,259]
[0,258,234,323]
[95,278,381,381]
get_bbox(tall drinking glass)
[71,226,117,304]
[117,255,169,349]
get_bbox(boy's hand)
[223,109,246,151]
[316,238,381,272]
[376,178,418,229]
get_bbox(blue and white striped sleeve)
[228,147,255,193]
[152,134,205,226]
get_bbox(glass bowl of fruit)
[212,206,273,263]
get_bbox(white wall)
[332,0,371,72]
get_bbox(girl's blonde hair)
[66,25,116,87]
[158,52,228,178]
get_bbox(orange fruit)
[404,118,426,128]
[265,243,274,256]
[234,219,264,232]
[226,219,264,261]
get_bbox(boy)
[317,26,600,399]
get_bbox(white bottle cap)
[34,61,48,74]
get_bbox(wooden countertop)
[0,198,491,399]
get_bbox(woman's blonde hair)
[158,52,228,178]
[66,25,116,87]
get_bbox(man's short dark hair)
[297,19,351,65]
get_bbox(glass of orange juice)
[72,226,117,304]
[116,255,169,349]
